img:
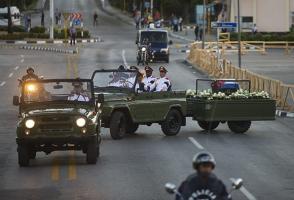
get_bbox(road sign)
[211,22,237,28]
[70,12,82,20]
[73,19,81,26]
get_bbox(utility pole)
[237,0,241,68]
[150,0,153,17]
[202,0,206,49]
[50,0,54,39]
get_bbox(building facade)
[228,0,294,32]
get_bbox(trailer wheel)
[127,123,139,134]
[161,109,182,136]
[109,111,127,140]
[228,121,251,134]
[197,121,220,131]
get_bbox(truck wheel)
[228,121,251,134]
[18,144,30,167]
[86,139,98,164]
[197,121,220,131]
[110,111,127,140]
[161,109,182,136]
[127,123,139,134]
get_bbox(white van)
[0,6,21,26]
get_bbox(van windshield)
[140,31,167,44]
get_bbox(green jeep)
[92,69,187,140]
[13,79,101,166]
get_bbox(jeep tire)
[29,150,36,159]
[126,123,139,134]
[18,144,30,167]
[110,111,127,140]
[161,109,182,136]
[197,121,220,131]
[228,121,251,134]
[86,139,98,164]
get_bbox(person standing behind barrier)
[41,10,45,27]
[179,16,183,32]
[69,25,77,46]
[252,24,258,35]
[194,24,199,41]
[199,26,203,41]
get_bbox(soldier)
[150,66,171,92]
[68,82,89,102]
[21,67,39,82]
[142,66,156,92]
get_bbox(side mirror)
[13,96,20,106]
[169,40,173,45]
[232,178,243,190]
[165,183,177,194]
[97,93,104,103]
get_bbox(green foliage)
[230,32,294,41]
[0,25,26,32]
[30,26,46,34]
[0,33,49,40]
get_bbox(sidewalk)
[169,27,217,43]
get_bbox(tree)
[7,0,13,34]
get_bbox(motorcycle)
[137,45,151,65]
[165,178,243,200]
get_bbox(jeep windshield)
[140,31,168,44]
[22,79,94,104]
[91,70,137,91]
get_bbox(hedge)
[30,26,46,34]
[0,25,26,32]
[230,32,294,41]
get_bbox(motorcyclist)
[21,67,39,82]
[177,152,231,200]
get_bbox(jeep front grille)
[39,124,73,133]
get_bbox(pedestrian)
[194,24,199,41]
[58,11,62,25]
[178,16,183,31]
[134,10,141,30]
[93,12,98,26]
[199,26,203,41]
[41,10,45,27]
[69,25,77,46]
[177,152,231,200]
[172,15,179,32]
[27,14,31,31]
[252,24,258,35]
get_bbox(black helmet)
[193,152,216,170]
[118,65,126,71]
[26,67,34,73]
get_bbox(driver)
[21,67,39,82]
[68,82,89,102]
[176,152,231,200]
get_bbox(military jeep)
[13,79,101,166]
[91,69,187,140]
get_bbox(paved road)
[0,1,294,200]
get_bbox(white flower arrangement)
[186,89,270,100]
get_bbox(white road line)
[8,73,13,78]
[230,178,257,200]
[21,59,24,63]
[0,81,6,87]
[15,66,19,70]
[21,55,24,58]
[188,137,204,150]
[121,49,129,68]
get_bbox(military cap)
[159,66,167,72]
[145,66,153,71]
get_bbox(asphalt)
[0,0,293,200]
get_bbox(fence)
[187,44,294,112]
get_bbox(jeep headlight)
[76,117,86,127]
[25,119,35,129]
[141,47,146,52]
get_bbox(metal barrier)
[188,45,294,112]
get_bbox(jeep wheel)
[18,144,30,167]
[228,121,251,134]
[110,111,127,140]
[161,109,182,136]
[127,123,139,134]
[197,121,220,131]
[86,139,98,164]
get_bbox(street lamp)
[237,0,241,68]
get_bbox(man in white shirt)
[68,82,89,102]
[150,66,171,92]
[142,66,156,92]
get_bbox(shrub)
[30,26,46,34]
[0,25,26,32]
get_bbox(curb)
[276,110,294,118]
[0,38,103,45]
[19,45,77,54]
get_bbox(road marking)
[68,151,77,180]
[8,73,13,78]
[21,55,24,58]
[230,178,257,200]
[51,157,60,181]
[21,59,24,63]
[0,81,6,87]
[188,137,204,150]
[15,66,19,70]
[122,49,129,68]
